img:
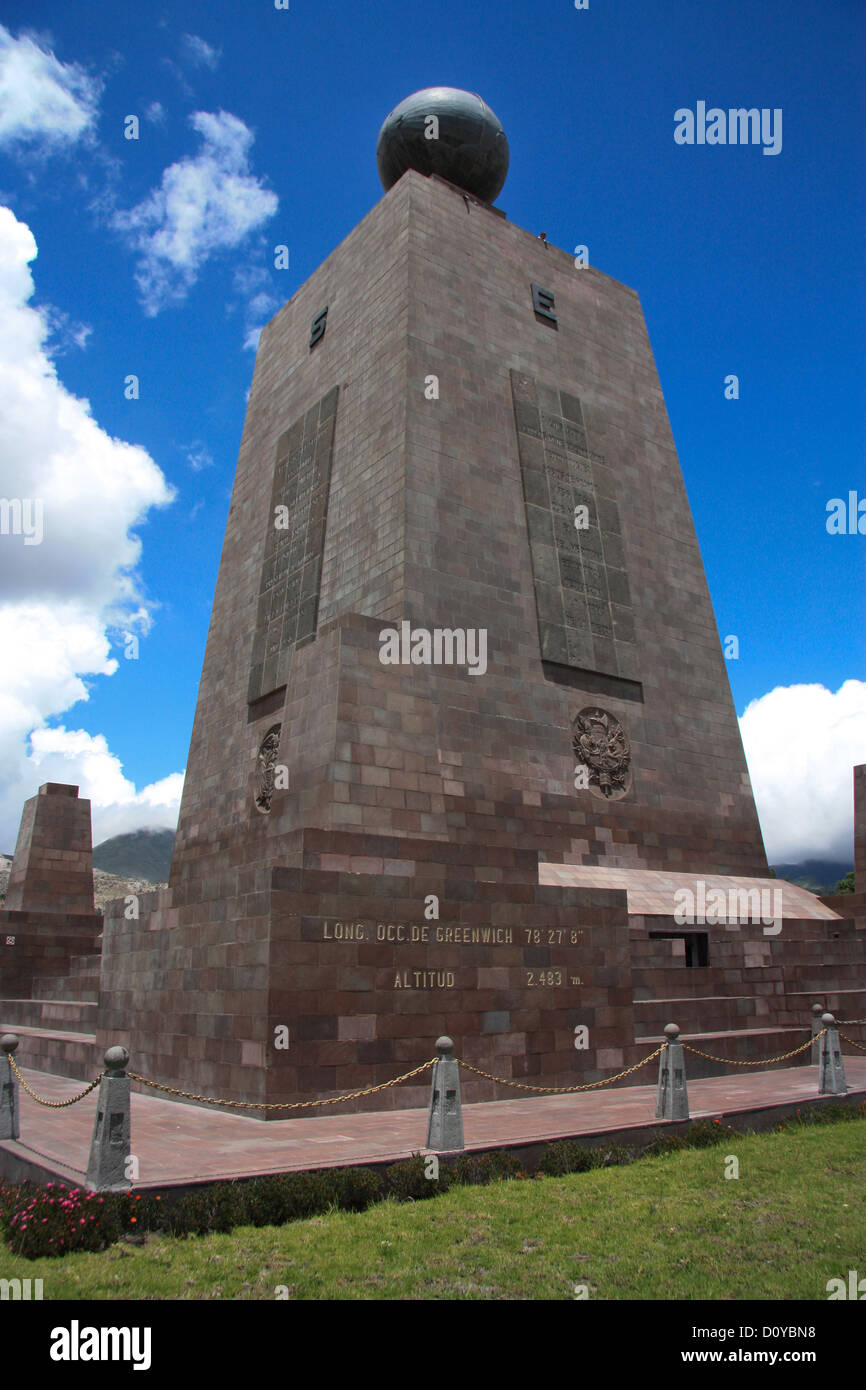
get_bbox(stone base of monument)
[2,827,864,1116]
[26,838,866,1114]
[91,831,639,1116]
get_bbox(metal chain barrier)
[680,1030,825,1068]
[456,1042,665,1094]
[7,1021,857,1119]
[126,1056,436,1111]
[8,1054,103,1108]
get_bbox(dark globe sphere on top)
[377,87,509,204]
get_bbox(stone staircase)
[0,947,100,1080]
[630,923,866,1079]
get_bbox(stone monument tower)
[11,89,857,1115]
[172,86,767,886]
[95,87,781,1110]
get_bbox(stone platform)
[3,827,864,1112]
[1,1057,863,1191]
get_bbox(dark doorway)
[649,931,709,967]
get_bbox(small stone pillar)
[817,1014,847,1096]
[4,783,95,914]
[0,1035,20,1140]
[426,1035,464,1153]
[810,1003,825,1064]
[656,1023,689,1121]
[85,1045,132,1191]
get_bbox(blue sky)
[0,0,863,861]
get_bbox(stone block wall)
[4,784,94,915]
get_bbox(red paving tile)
[6,1056,865,1188]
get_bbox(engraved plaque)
[510,371,638,683]
[248,387,339,703]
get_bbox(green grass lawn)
[4,1122,863,1300]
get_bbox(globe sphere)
[377,87,509,204]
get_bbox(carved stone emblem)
[572,707,632,800]
[254,724,282,813]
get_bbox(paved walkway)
[6,1056,865,1188]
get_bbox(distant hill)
[771,860,854,896]
[7,830,854,900]
[92,828,175,882]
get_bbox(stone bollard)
[85,1045,132,1191]
[817,1014,847,1096]
[0,1035,20,1140]
[426,1035,464,1153]
[656,1023,689,1121]
[810,1003,825,1065]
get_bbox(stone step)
[31,954,101,1002]
[633,967,785,1000]
[0,1024,97,1082]
[633,994,775,1035]
[633,1026,814,1079]
[69,953,101,977]
[0,997,98,1030]
[782,988,866,1028]
[31,980,99,1004]
[778,966,866,997]
[631,938,864,968]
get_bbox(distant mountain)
[92,828,175,882]
[771,860,854,895]
[13,828,856,899]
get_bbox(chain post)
[426,1036,464,1153]
[656,1023,689,1121]
[818,1014,848,1096]
[85,1046,132,1192]
[810,1003,825,1065]
[0,1035,20,1140]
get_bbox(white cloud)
[184,440,214,471]
[113,109,278,315]
[42,303,92,354]
[0,24,101,150]
[248,289,278,318]
[740,680,866,864]
[0,204,182,849]
[181,34,221,70]
[144,100,165,125]
[26,727,182,843]
[232,261,280,351]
